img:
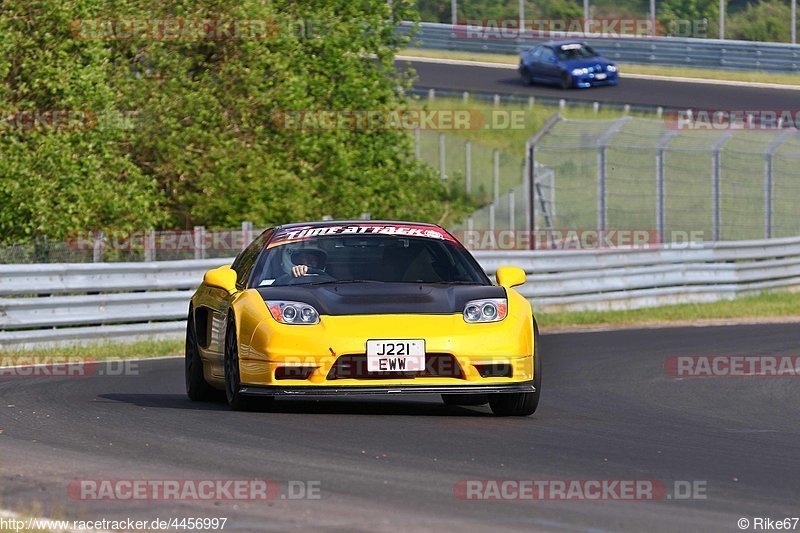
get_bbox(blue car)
[519,41,618,89]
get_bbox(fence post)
[489,203,495,232]
[465,141,472,195]
[597,145,607,237]
[764,130,794,239]
[492,149,500,203]
[523,142,531,238]
[93,232,104,263]
[596,117,631,241]
[414,127,420,160]
[144,229,156,262]
[194,226,206,260]
[428,88,435,102]
[656,131,677,244]
[451,0,457,26]
[241,220,253,250]
[711,131,733,241]
[525,113,562,249]
[439,133,446,181]
[764,152,773,240]
[508,190,515,231]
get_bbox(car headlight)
[267,301,320,325]
[571,68,589,76]
[606,65,617,72]
[463,298,508,323]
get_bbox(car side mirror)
[203,265,237,294]
[496,266,526,288]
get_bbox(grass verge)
[399,48,800,86]
[536,291,800,330]
[0,338,184,364]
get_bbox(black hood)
[256,283,505,315]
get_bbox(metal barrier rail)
[2,236,800,348]
[401,22,800,73]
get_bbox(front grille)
[327,353,464,380]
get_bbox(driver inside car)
[290,248,328,277]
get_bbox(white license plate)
[595,73,607,80]
[366,339,425,372]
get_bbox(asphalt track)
[400,59,800,110]
[1,323,799,532]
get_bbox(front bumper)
[240,312,536,388]
[573,72,618,88]
[239,380,536,396]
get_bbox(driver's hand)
[292,264,309,277]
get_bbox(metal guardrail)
[402,22,800,73]
[2,237,800,348]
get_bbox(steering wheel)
[275,268,336,286]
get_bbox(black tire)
[442,393,489,406]
[489,319,541,416]
[559,71,572,90]
[224,315,275,412]
[224,316,250,410]
[185,307,216,402]
[519,66,534,85]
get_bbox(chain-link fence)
[459,116,800,246]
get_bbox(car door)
[525,46,544,80]
[538,47,561,82]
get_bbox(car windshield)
[556,44,598,60]
[250,233,490,287]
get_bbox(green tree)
[728,0,793,42]
[0,0,163,243]
[0,0,472,245]
[658,0,719,36]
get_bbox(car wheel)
[224,316,275,412]
[520,66,534,85]
[185,307,216,402]
[559,71,572,90]
[224,316,251,411]
[442,393,489,406]
[489,319,541,416]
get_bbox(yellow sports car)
[185,221,541,416]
